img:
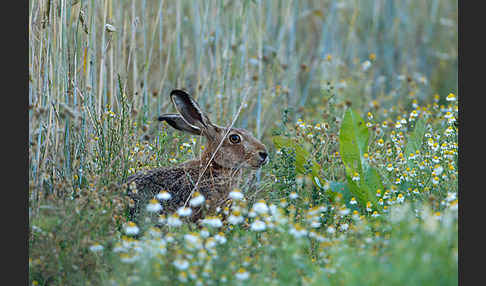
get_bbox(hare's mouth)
[260,156,269,166]
[256,151,268,167]
[251,156,268,169]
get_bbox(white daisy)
[177,207,193,217]
[446,93,457,101]
[228,214,244,225]
[173,259,190,271]
[156,191,172,200]
[326,226,336,234]
[201,217,223,228]
[120,253,139,264]
[229,189,244,200]
[146,199,162,213]
[339,223,349,231]
[446,192,457,202]
[397,194,405,203]
[310,220,321,228]
[124,222,140,236]
[184,233,203,250]
[250,220,266,231]
[214,233,227,244]
[252,200,269,215]
[167,214,183,227]
[205,237,217,249]
[289,224,308,238]
[200,229,210,238]
[89,243,104,253]
[362,60,372,71]
[189,192,205,207]
[235,268,250,280]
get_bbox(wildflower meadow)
[29,0,458,285]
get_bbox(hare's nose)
[258,151,268,161]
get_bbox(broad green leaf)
[344,164,382,209]
[339,109,369,175]
[361,164,382,205]
[346,176,369,209]
[338,109,383,209]
[405,117,427,165]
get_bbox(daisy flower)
[397,194,405,203]
[184,233,203,250]
[446,192,457,202]
[366,201,373,212]
[253,200,269,215]
[167,214,183,227]
[156,190,172,201]
[146,199,162,213]
[189,192,205,207]
[214,232,227,244]
[201,216,223,228]
[228,212,244,225]
[289,224,308,238]
[250,220,266,231]
[173,259,190,271]
[326,226,336,234]
[340,223,349,231]
[178,272,188,283]
[229,189,244,200]
[124,222,140,236]
[446,93,457,101]
[89,243,104,253]
[119,253,139,264]
[177,207,193,217]
[235,268,250,280]
[362,60,372,71]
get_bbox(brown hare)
[125,89,268,223]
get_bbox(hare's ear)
[170,89,219,138]
[158,114,202,136]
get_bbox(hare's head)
[159,90,268,170]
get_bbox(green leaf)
[345,166,381,209]
[339,109,369,175]
[346,176,368,208]
[361,164,383,205]
[405,117,427,164]
[338,109,383,209]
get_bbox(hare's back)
[126,166,198,208]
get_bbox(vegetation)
[29,0,457,285]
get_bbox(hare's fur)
[125,90,267,222]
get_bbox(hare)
[125,89,268,223]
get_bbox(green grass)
[29,0,457,285]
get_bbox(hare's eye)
[229,134,241,144]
